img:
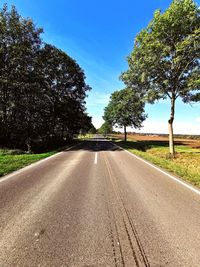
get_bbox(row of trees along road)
[0,5,93,152]
[106,0,199,157]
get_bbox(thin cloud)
[86,92,110,107]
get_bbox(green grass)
[0,150,55,177]
[114,140,200,188]
[0,139,83,178]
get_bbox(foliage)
[98,121,113,135]
[103,88,146,140]
[188,92,200,102]
[0,5,91,151]
[88,125,97,134]
[121,0,200,154]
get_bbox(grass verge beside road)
[0,140,82,178]
[113,139,200,188]
[0,150,55,177]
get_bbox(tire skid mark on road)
[113,215,126,267]
[105,202,120,267]
[103,162,125,267]
[104,153,139,267]
[124,206,150,267]
[103,152,150,267]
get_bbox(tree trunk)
[124,125,127,141]
[61,124,64,140]
[26,138,32,153]
[168,97,175,158]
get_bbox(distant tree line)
[0,5,93,152]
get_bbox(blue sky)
[4,0,200,134]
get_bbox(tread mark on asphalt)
[104,167,125,267]
[103,152,150,267]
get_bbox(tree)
[0,4,43,151]
[38,44,91,143]
[0,5,91,151]
[88,125,97,134]
[98,121,113,136]
[103,88,146,141]
[78,113,93,137]
[121,0,200,157]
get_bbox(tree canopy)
[98,121,113,136]
[103,88,146,141]
[121,0,200,155]
[0,5,91,151]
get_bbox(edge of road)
[0,141,84,183]
[111,141,200,196]
[2,137,200,197]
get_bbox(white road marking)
[112,142,200,196]
[94,152,98,165]
[0,142,83,184]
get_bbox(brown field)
[110,133,200,148]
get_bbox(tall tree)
[121,0,200,156]
[38,44,91,143]
[103,88,146,141]
[0,4,43,150]
[79,113,93,137]
[0,5,91,151]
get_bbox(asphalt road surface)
[1,136,200,266]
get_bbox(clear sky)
[4,0,200,134]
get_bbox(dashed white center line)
[94,152,98,165]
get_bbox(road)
[1,136,200,266]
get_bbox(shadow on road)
[64,138,123,152]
